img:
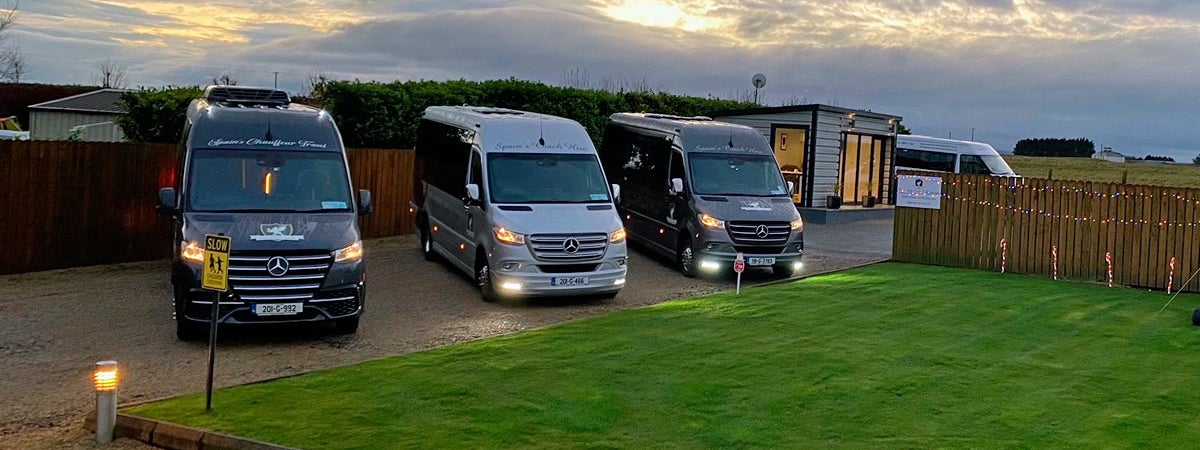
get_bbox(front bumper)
[489,238,628,298]
[173,258,365,325]
[693,229,805,272]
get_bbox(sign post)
[201,234,230,412]
[734,252,745,294]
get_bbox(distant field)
[1004,155,1200,187]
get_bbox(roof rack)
[203,86,290,107]
[643,114,712,121]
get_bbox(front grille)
[528,233,608,262]
[726,222,790,245]
[227,252,332,302]
[538,264,600,274]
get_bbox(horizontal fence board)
[0,141,415,275]
[894,171,1200,294]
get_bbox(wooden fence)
[0,141,414,275]
[894,171,1200,293]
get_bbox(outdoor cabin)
[713,105,901,223]
[28,88,129,142]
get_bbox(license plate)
[551,276,589,286]
[253,303,303,316]
[748,257,775,266]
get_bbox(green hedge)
[117,79,756,148]
[116,86,202,144]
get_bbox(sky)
[7,0,1200,161]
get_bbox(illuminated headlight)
[699,260,721,271]
[181,241,203,263]
[791,217,804,231]
[614,278,626,286]
[793,261,804,271]
[334,240,364,262]
[610,227,627,243]
[501,281,523,291]
[495,226,525,245]
[699,213,725,230]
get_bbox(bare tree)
[212,71,237,86]
[780,93,812,106]
[92,59,129,88]
[561,68,591,89]
[301,70,333,98]
[0,1,27,83]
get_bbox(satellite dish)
[752,73,766,89]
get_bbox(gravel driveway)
[0,219,892,449]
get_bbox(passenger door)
[626,132,673,253]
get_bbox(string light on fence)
[1168,257,1177,294]
[1106,252,1114,288]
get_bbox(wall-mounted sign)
[897,175,942,210]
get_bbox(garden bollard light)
[93,360,118,443]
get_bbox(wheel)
[477,256,500,303]
[677,237,697,278]
[420,217,437,262]
[176,319,207,341]
[1192,309,1200,327]
[333,316,360,334]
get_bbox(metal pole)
[205,291,219,411]
[96,391,116,443]
[736,272,741,294]
[273,71,279,89]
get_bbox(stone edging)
[86,412,296,450]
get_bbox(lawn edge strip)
[85,411,297,450]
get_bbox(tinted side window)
[469,151,483,197]
[628,132,670,190]
[415,119,472,198]
[959,155,990,175]
[895,148,955,172]
[600,124,633,183]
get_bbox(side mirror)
[611,184,621,203]
[787,180,796,194]
[156,187,178,215]
[465,184,481,203]
[357,189,373,215]
[670,178,684,195]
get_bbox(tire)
[176,319,207,342]
[333,316,360,335]
[420,217,437,262]
[677,237,697,278]
[477,256,501,303]
[1192,309,1200,327]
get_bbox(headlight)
[791,217,804,231]
[698,213,725,230]
[181,241,203,263]
[610,227,627,243]
[495,226,525,245]
[334,240,364,262]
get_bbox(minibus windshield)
[980,154,1016,175]
[487,153,611,203]
[187,149,353,212]
[688,153,789,197]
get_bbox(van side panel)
[600,124,676,256]
[414,119,475,272]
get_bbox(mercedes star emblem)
[563,238,581,254]
[755,225,770,238]
[266,256,290,277]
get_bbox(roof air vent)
[203,86,290,107]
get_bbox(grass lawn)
[1004,155,1200,188]
[127,263,1200,449]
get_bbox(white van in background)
[895,135,1018,177]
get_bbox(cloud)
[11,0,1200,159]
